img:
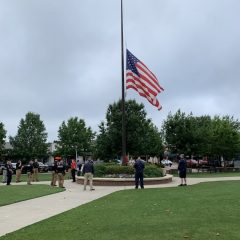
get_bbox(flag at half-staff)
[126,49,164,110]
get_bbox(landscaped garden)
[94,163,164,178]
[0,185,64,207]
[1,181,240,240]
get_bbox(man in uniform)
[16,160,23,183]
[50,160,58,186]
[27,160,34,185]
[56,160,66,188]
[6,160,13,185]
[33,159,39,182]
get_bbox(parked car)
[198,159,208,166]
[38,162,49,172]
[186,159,198,168]
[161,159,173,167]
[20,162,49,173]
[0,162,17,174]
[113,159,122,165]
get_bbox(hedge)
[94,163,164,178]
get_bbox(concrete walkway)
[1,176,240,237]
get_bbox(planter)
[76,174,173,186]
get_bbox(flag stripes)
[126,49,164,110]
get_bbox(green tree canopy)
[95,99,163,160]
[9,112,48,161]
[56,117,95,158]
[210,116,240,160]
[161,109,240,159]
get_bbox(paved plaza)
[1,176,240,237]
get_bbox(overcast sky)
[0,0,240,142]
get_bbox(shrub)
[144,164,164,177]
[94,163,164,178]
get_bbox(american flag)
[126,49,164,110]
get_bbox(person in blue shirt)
[82,160,95,191]
[134,157,145,189]
[178,154,187,186]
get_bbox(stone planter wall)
[76,174,173,186]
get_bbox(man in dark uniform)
[50,160,58,186]
[16,160,23,183]
[178,154,187,186]
[33,159,39,182]
[56,160,66,188]
[134,157,145,189]
[27,160,34,185]
[6,160,13,185]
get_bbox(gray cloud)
[1,0,240,141]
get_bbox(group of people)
[134,154,188,189]
[1,155,187,189]
[2,159,41,185]
[49,159,95,190]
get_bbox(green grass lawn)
[1,181,240,240]
[0,185,64,207]
[173,172,240,178]
[1,172,72,182]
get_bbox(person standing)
[27,160,34,185]
[33,159,39,182]
[56,160,66,188]
[134,157,145,189]
[82,160,95,191]
[178,154,187,186]
[6,160,13,185]
[2,162,7,183]
[71,159,77,182]
[77,160,82,176]
[16,160,23,183]
[50,160,58,186]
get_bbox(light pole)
[75,147,78,161]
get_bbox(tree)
[0,122,7,157]
[161,110,192,154]
[210,116,240,160]
[56,117,95,159]
[9,112,48,161]
[95,99,163,160]
[161,109,240,160]
[143,122,164,156]
[94,121,112,160]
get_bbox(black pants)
[7,172,12,185]
[135,172,144,189]
[71,169,76,182]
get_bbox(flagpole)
[121,0,126,165]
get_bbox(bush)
[144,164,164,178]
[94,163,164,178]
